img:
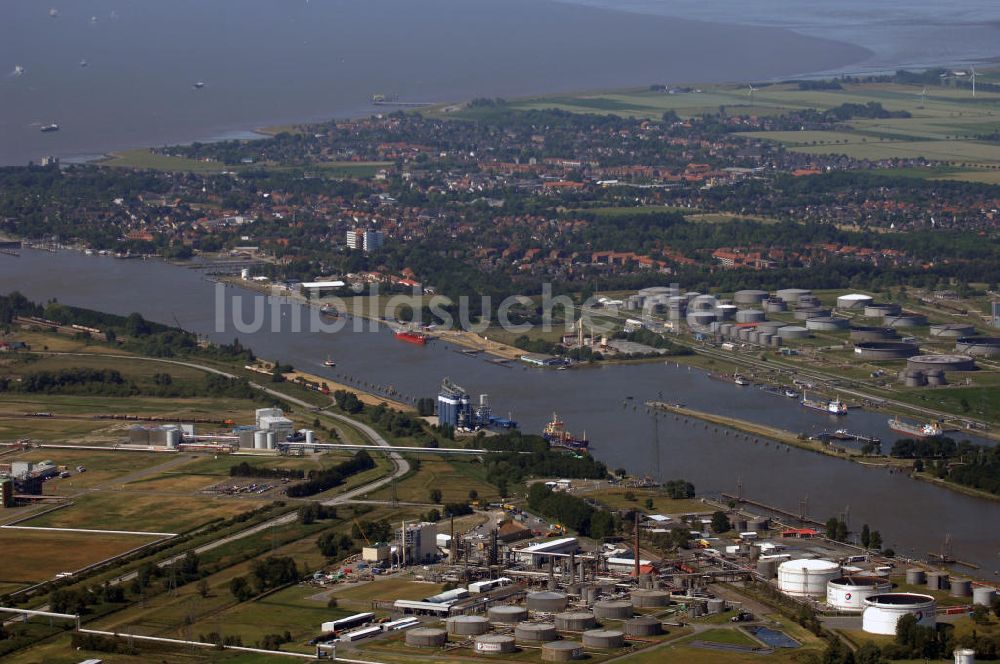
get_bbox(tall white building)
[346,228,385,252]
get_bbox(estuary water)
[0,0,869,166]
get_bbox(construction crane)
[353,519,371,546]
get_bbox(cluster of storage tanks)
[405,588,674,659]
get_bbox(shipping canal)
[1,249,998,574]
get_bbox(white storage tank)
[954,648,976,664]
[862,593,936,635]
[735,309,766,323]
[265,431,276,450]
[778,559,840,597]
[837,293,874,310]
[253,430,268,449]
[826,576,892,612]
[304,429,315,445]
[164,427,180,449]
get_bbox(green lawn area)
[24,492,260,533]
[585,487,710,515]
[100,148,232,173]
[0,529,163,584]
[366,457,498,504]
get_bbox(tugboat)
[542,413,589,452]
[801,391,847,415]
[394,330,427,345]
[888,417,942,439]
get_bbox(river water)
[0,0,870,166]
[1,250,998,574]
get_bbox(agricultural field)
[23,492,259,533]
[441,79,1000,182]
[0,529,164,586]
[366,456,498,504]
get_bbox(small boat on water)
[79,59,88,67]
[13,65,24,76]
[323,355,336,367]
[888,417,942,439]
[733,373,750,386]
[193,81,205,89]
[319,303,338,317]
[784,388,799,398]
[40,124,59,133]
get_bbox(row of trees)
[284,451,375,498]
[527,483,615,539]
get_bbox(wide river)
[1,0,869,166]
[1,250,998,575]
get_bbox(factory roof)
[518,537,578,553]
[301,280,346,289]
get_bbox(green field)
[24,492,259,533]
[437,79,1000,181]
[0,529,163,585]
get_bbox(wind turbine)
[918,86,927,108]
[970,67,977,98]
[747,83,756,106]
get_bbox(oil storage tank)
[885,314,927,328]
[474,634,516,655]
[930,324,975,338]
[624,616,662,637]
[542,641,583,662]
[735,309,766,323]
[489,606,529,624]
[582,629,625,649]
[406,628,448,648]
[778,559,840,597]
[778,325,810,340]
[907,355,976,372]
[515,623,558,643]
[592,600,633,620]
[837,293,874,310]
[555,612,596,632]
[794,307,831,320]
[764,298,787,313]
[447,616,490,636]
[950,579,973,598]
[734,289,768,305]
[955,337,1000,358]
[906,569,927,586]
[827,577,892,612]
[527,591,568,613]
[854,342,919,360]
[862,593,936,635]
[631,589,670,608]
[851,326,897,342]
[973,586,997,607]
[864,303,901,318]
[806,316,849,331]
[777,288,812,304]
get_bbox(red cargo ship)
[394,330,428,345]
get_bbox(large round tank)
[907,355,976,372]
[929,324,975,338]
[950,578,973,598]
[885,314,927,328]
[854,341,919,359]
[304,429,315,445]
[515,623,558,643]
[955,337,1000,358]
[797,295,822,308]
[777,559,841,597]
[474,634,516,655]
[734,289,768,305]
[837,293,874,310]
[826,576,892,612]
[542,641,583,662]
[555,612,596,631]
[806,316,849,331]
[489,605,529,624]
[715,304,738,321]
[265,431,276,450]
[905,569,927,586]
[794,307,830,320]
[592,600,633,620]
[164,427,180,449]
[764,298,787,313]
[862,593,936,635]
[927,571,950,590]
[735,309,766,323]
[749,517,769,531]
[973,586,997,607]
[776,288,812,304]
[707,598,726,614]
[253,430,268,449]
[406,628,448,647]
[687,311,717,327]
[864,303,902,318]
[954,648,977,664]
[756,321,784,333]
[526,591,568,613]
[851,326,898,342]
[582,629,624,649]
[624,616,662,637]
[777,325,810,340]
[638,286,677,297]
[757,559,778,579]
[630,589,669,608]
[447,615,490,635]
